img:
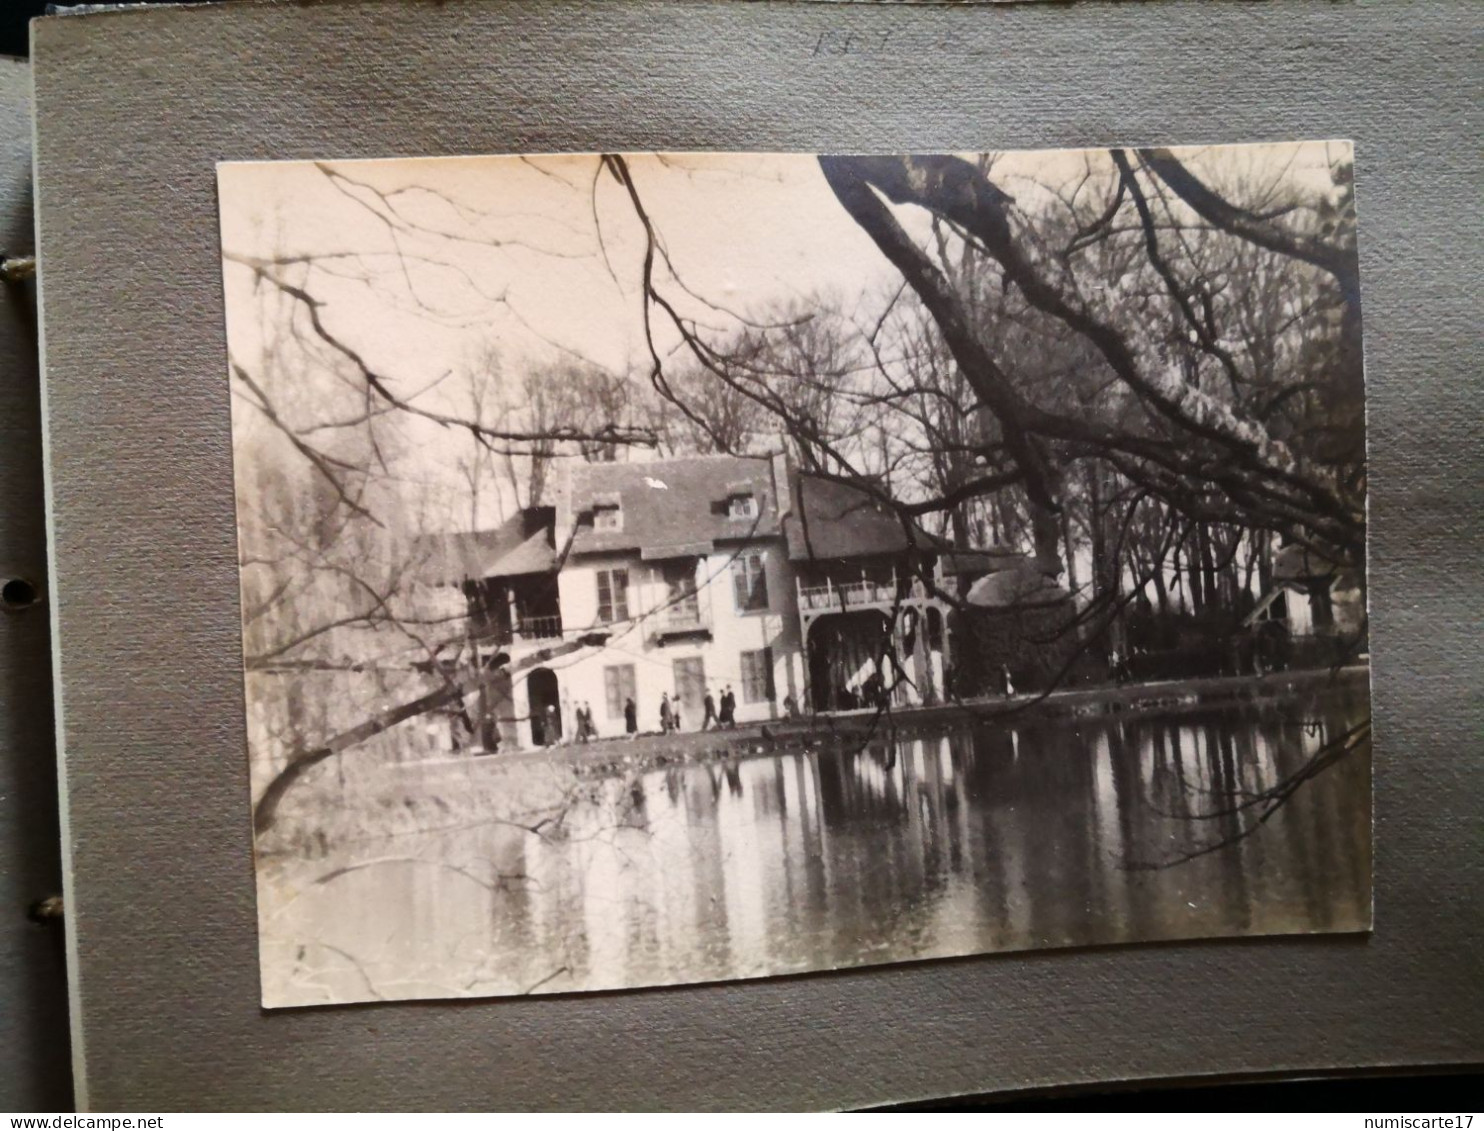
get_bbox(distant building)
[422,451,969,751]
[1243,542,1365,640]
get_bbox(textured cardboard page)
[32,0,1483,1111]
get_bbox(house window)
[604,664,636,720]
[595,568,629,624]
[673,657,706,719]
[728,492,758,520]
[740,648,775,703]
[731,551,769,612]
[664,558,700,622]
[593,503,622,531]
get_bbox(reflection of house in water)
[421,452,1026,751]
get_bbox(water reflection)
[261,689,1371,1006]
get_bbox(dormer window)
[592,495,623,532]
[727,492,758,520]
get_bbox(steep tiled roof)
[428,456,960,578]
[420,507,557,585]
[566,454,784,558]
[783,474,941,562]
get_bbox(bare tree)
[230,147,1365,843]
[591,147,1365,861]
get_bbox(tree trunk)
[252,634,606,835]
[1149,545,1170,616]
[1061,503,1079,597]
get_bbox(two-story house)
[424,451,968,752]
[551,452,804,740]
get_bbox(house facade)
[1241,541,1366,669]
[1243,542,1366,639]
[786,472,953,712]
[551,452,805,742]
[423,451,963,751]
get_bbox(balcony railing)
[797,574,904,612]
[795,566,954,613]
[468,611,565,648]
[646,601,711,641]
[513,614,564,642]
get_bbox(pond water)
[258,684,1371,1006]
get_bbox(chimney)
[551,459,574,548]
[771,449,794,522]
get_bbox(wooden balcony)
[646,601,712,642]
[470,614,564,647]
[797,571,911,613]
[513,614,564,642]
[795,570,955,638]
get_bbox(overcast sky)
[220,153,898,387]
[219,142,1344,384]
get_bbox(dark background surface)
[13,0,1484,1112]
[0,38,69,1113]
[2,4,43,59]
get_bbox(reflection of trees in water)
[1118,691,1370,873]
[796,698,1366,946]
[270,697,1368,1004]
[609,698,1358,973]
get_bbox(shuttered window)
[604,664,636,720]
[740,648,775,703]
[730,551,769,612]
[596,568,629,624]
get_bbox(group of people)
[544,698,601,745]
[829,674,890,712]
[655,685,741,735]
[701,686,741,731]
[543,680,800,746]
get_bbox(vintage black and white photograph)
[219,143,1370,1008]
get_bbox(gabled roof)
[566,454,783,558]
[420,506,557,586]
[783,473,941,562]
[1272,542,1344,582]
